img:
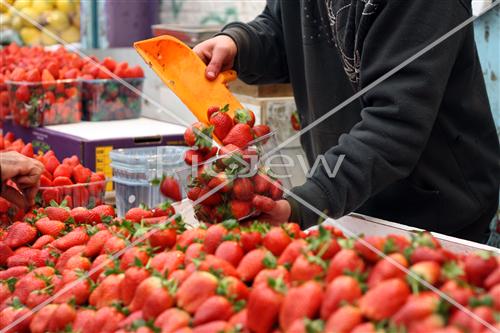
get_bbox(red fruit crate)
[36,180,108,209]
[82,78,144,121]
[7,79,82,128]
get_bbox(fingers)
[206,45,227,81]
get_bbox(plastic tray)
[82,78,144,121]
[36,180,108,209]
[110,145,188,217]
[7,79,82,128]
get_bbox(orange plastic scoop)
[134,35,243,125]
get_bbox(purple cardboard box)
[3,118,186,189]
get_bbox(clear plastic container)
[36,180,108,209]
[110,146,188,216]
[7,79,82,128]
[82,78,144,121]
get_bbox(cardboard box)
[3,118,186,190]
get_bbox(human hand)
[257,199,292,226]
[0,151,44,209]
[193,35,237,80]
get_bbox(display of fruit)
[0,204,499,333]
[0,44,145,125]
[0,0,81,46]
[0,131,106,211]
[181,105,277,221]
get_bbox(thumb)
[205,45,228,81]
[1,185,28,211]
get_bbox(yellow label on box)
[95,146,114,192]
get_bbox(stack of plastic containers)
[110,146,188,217]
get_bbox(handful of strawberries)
[180,105,285,222]
[0,202,499,333]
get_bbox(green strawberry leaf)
[262,252,277,269]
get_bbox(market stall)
[0,1,499,333]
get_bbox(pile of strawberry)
[180,105,284,222]
[1,203,499,333]
[0,43,144,126]
[0,131,106,213]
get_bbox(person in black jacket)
[194,0,500,243]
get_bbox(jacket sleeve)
[288,0,470,228]
[218,0,289,84]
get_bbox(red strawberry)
[210,106,233,140]
[125,207,153,222]
[52,227,89,251]
[326,249,365,282]
[252,194,276,213]
[193,295,234,326]
[176,271,218,314]
[53,176,73,186]
[184,122,213,151]
[485,266,500,289]
[233,178,254,201]
[184,243,205,265]
[237,248,268,282]
[410,246,446,264]
[129,276,172,313]
[197,187,223,206]
[91,205,116,219]
[55,245,86,271]
[0,266,29,280]
[70,207,91,224]
[359,278,410,320]
[321,275,362,320]
[279,281,323,331]
[0,241,14,266]
[278,239,307,266]
[223,123,254,148]
[187,186,202,200]
[53,164,72,178]
[204,224,229,254]
[464,251,497,287]
[119,266,151,305]
[290,253,326,282]
[324,305,363,333]
[215,241,244,267]
[367,253,408,288]
[392,292,440,325]
[120,247,149,270]
[440,280,474,306]
[150,251,185,276]
[160,176,182,202]
[4,222,36,249]
[254,173,271,194]
[230,200,252,219]
[31,235,55,249]
[247,278,285,333]
[89,274,124,308]
[240,230,262,252]
[73,165,92,183]
[35,218,65,237]
[7,248,48,267]
[354,236,386,262]
[269,180,284,200]
[196,254,239,278]
[192,321,232,333]
[45,206,70,222]
[409,260,441,285]
[149,226,177,250]
[176,228,207,248]
[207,105,221,119]
[184,149,204,166]
[253,124,271,139]
[219,276,250,301]
[234,109,255,127]
[154,308,191,333]
[142,285,176,321]
[254,266,290,289]
[263,226,292,256]
[208,172,233,193]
